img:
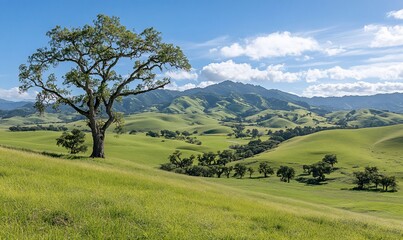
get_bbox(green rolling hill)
[0,124,403,238]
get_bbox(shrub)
[56,129,87,154]
[186,165,214,177]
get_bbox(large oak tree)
[19,15,190,158]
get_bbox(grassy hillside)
[0,122,403,238]
[0,146,402,239]
[231,125,403,220]
[326,109,403,127]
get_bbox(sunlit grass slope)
[0,129,249,166]
[122,112,232,134]
[0,147,402,239]
[224,125,403,220]
[1,124,403,238]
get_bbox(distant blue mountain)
[0,99,33,110]
[2,81,403,114]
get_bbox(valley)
[0,106,402,238]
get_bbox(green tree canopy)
[276,166,295,183]
[19,15,190,158]
[56,129,87,154]
[258,161,274,178]
[322,154,338,167]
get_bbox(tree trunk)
[90,130,105,158]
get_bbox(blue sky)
[2,0,403,100]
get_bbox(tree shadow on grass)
[296,177,328,185]
[248,176,273,180]
[41,151,87,160]
[341,187,397,193]
[0,144,87,160]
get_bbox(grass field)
[0,118,402,238]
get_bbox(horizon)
[3,80,403,103]
[2,1,403,100]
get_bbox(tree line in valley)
[145,129,202,145]
[161,149,398,192]
[9,125,68,132]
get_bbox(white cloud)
[322,47,346,56]
[304,69,328,83]
[365,24,403,47]
[304,62,403,82]
[165,81,215,91]
[216,31,346,60]
[387,9,403,19]
[0,87,37,101]
[200,60,302,83]
[165,70,198,81]
[303,81,403,97]
[218,32,321,60]
[197,81,215,88]
[200,61,403,83]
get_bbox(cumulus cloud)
[365,24,403,47]
[200,60,302,83]
[304,62,403,82]
[303,81,403,97]
[387,9,403,19]
[216,32,345,60]
[200,60,403,83]
[164,69,198,81]
[322,47,346,56]
[0,87,36,101]
[165,81,215,91]
[218,32,322,60]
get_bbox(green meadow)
[0,115,402,238]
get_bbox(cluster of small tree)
[161,151,298,183]
[302,154,337,182]
[268,126,344,142]
[146,129,202,145]
[229,124,262,139]
[9,125,68,132]
[255,113,278,123]
[229,139,279,159]
[353,166,398,192]
[160,150,237,177]
[232,162,295,182]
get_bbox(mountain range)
[1,80,403,115]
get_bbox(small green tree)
[56,129,87,154]
[247,167,255,178]
[353,171,371,189]
[212,166,225,178]
[197,152,217,166]
[380,175,397,191]
[251,129,259,138]
[322,154,337,167]
[234,163,247,179]
[259,161,274,178]
[276,166,295,183]
[365,166,380,189]
[168,150,194,169]
[302,165,312,174]
[233,124,246,138]
[223,166,234,178]
[217,150,236,166]
[311,162,332,182]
